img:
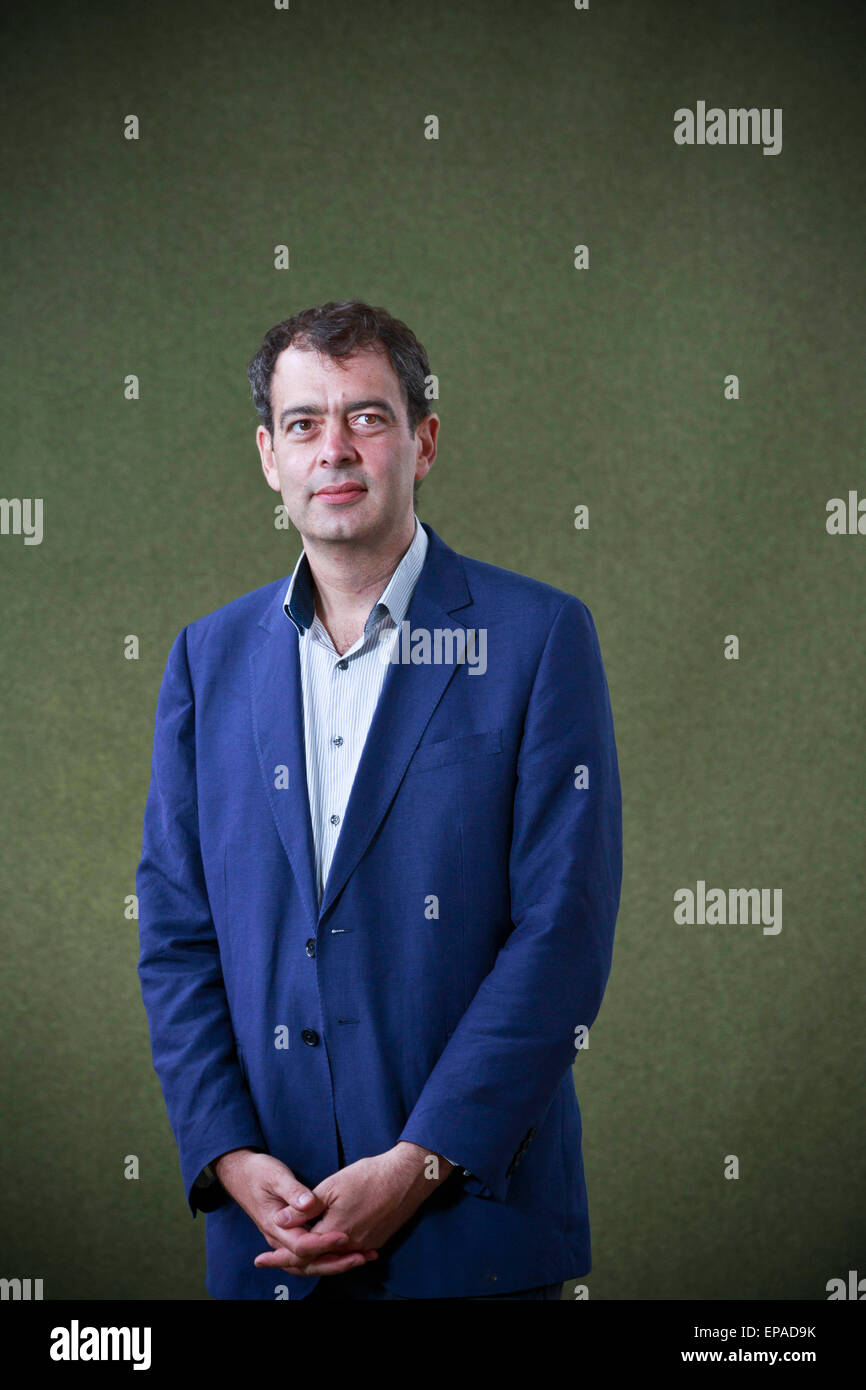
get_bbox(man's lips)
[314,483,366,504]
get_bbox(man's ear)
[257,427,281,491]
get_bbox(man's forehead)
[272,343,398,399]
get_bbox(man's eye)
[356,413,382,425]
[289,420,313,433]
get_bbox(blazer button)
[301,1029,320,1046]
[305,938,317,957]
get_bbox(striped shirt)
[283,512,429,906]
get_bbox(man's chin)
[300,497,377,538]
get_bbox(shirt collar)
[283,513,428,637]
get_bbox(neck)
[302,514,416,646]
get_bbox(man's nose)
[318,418,359,463]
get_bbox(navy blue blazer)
[136,522,622,1299]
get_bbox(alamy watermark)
[377,622,487,675]
[674,881,782,935]
[49,1321,152,1370]
[674,103,782,156]
[0,497,43,545]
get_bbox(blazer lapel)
[320,525,474,920]
[248,524,476,931]
[249,600,321,933]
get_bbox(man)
[136,299,622,1300]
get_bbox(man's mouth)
[314,483,367,505]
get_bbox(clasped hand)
[214,1144,452,1278]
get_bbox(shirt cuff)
[440,1152,474,1178]
[191,1163,228,1213]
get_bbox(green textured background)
[1,0,863,1300]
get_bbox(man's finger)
[254,1247,376,1274]
[266,1225,354,1258]
[272,1202,321,1231]
[270,1178,327,1221]
[289,1189,327,1218]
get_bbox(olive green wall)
[1,0,863,1299]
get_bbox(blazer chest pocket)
[405,726,503,775]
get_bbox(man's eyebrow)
[278,398,398,430]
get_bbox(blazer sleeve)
[136,626,268,1216]
[397,595,622,1202]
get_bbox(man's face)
[256,343,438,548]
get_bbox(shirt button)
[305,938,316,958]
[336,659,348,670]
[330,813,340,826]
[301,1029,319,1047]
[332,735,343,747]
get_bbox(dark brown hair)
[247,299,434,442]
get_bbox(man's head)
[248,300,438,549]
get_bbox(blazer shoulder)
[180,575,289,661]
[456,548,592,626]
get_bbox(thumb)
[272,1179,326,1225]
